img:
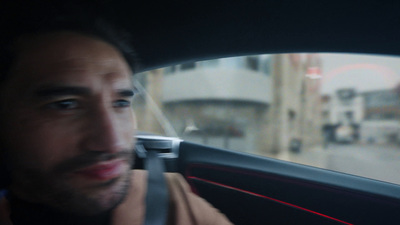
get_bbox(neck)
[8,192,111,225]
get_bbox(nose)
[83,105,125,153]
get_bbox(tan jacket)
[0,170,233,225]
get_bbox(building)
[162,56,272,153]
[134,54,324,156]
[266,54,323,156]
[360,89,400,144]
[321,88,364,143]
[321,87,400,145]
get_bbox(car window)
[133,53,400,185]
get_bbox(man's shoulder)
[119,170,233,225]
[128,169,193,194]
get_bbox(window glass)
[180,62,196,70]
[133,53,400,186]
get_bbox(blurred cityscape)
[133,53,400,184]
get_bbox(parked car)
[335,125,354,144]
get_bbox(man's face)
[0,32,136,215]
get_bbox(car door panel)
[177,141,400,225]
[135,136,400,225]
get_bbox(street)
[288,143,400,185]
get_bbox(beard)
[8,150,135,216]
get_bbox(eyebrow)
[118,89,135,97]
[35,86,91,98]
[34,86,135,99]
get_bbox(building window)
[384,113,396,119]
[345,111,354,123]
[322,111,329,119]
[288,110,296,121]
[164,65,177,74]
[181,62,196,70]
[246,56,259,71]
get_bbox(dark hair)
[0,2,138,84]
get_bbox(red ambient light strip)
[188,176,353,225]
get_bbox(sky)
[319,53,400,95]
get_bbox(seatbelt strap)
[141,145,169,225]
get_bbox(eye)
[112,99,132,108]
[45,99,80,110]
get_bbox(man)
[0,8,232,225]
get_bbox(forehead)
[8,32,132,89]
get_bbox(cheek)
[4,113,81,171]
[18,131,75,170]
[120,110,136,144]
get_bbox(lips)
[74,159,125,180]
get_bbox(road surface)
[289,143,400,185]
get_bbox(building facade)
[321,87,400,145]
[134,54,324,156]
[265,54,323,156]
[360,89,400,144]
[162,56,272,153]
[321,88,364,143]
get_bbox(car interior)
[3,1,400,224]
[125,1,400,224]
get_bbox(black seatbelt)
[136,144,169,225]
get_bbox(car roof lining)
[98,0,400,72]
[5,0,400,72]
